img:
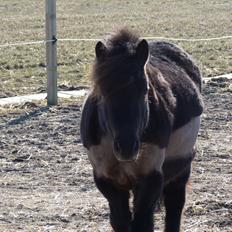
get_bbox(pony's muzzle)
[113,138,139,162]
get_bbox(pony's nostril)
[133,140,139,153]
[114,140,121,154]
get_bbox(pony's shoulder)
[80,92,102,148]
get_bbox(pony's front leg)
[132,170,163,232]
[94,172,132,232]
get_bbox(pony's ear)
[95,41,107,59]
[136,39,149,65]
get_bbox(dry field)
[0,0,232,97]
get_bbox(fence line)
[143,35,232,41]
[58,38,99,42]
[58,35,232,42]
[0,39,55,48]
[0,35,232,48]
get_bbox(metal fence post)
[46,0,57,105]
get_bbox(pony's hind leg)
[93,172,132,232]
[132,170,163,232]
[163,163,191,232]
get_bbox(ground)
[0,78,231,232]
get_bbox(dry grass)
[0,0,232,98]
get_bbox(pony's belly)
[165,116,200,159]
[162,116,200,184]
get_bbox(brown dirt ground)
[0,79,231,232]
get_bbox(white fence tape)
[0,35,232,48]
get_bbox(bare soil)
[0,79,231,232]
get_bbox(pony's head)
[92,29,150,161]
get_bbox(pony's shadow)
[7,106,50,126]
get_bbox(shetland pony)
[80,29,203,232]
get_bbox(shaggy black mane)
[91,29,143,97]
[102,28,140,57]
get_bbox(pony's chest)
[87,138,165,188]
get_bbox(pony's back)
[146,40,203,131]
[149,41,202,91]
